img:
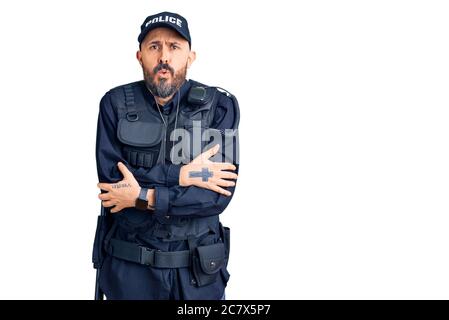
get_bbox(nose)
[158,45,170,65]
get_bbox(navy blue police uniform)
[92,12,240,300]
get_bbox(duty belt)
[107,235,228,287]
[108,238,190,268]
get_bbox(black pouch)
[117,120,164,168]
[192,242,226,287]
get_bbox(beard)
[143,62,187,98]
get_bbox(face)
[137,27,196,98]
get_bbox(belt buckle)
[139,246,155,266]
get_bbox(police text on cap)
[145,15,183,28]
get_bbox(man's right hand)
[179,144,238,196]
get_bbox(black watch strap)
[135,187,148,211]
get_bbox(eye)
[149,44,159,50]
[171,44,180,50]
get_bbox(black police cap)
[138,12,191,48]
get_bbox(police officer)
[92,12,240,300]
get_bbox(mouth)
[158,69,170,76]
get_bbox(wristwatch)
[135,187,149,211]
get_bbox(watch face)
[136,188,148,210]
[136,198,148,210]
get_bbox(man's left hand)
[97,162,141,213]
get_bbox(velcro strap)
[109,238,190,268]
[123,85,138,120]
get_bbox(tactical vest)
[110,79,239,169]
[93,80,238,292]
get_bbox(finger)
[213,162,236,171]
[218,171,238,180]
[193,144,220,163]
[102,200,116,208]
[117,162,133,180]
[215,179,236,187]
[209,144,220,156]
[208,184,232,197]
[110,206,123,213]
[97,183,112,191]
[203,144,220,159]
[98,193,112,201]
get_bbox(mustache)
[153,63,175,75]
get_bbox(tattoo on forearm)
[189,168,214,182]
[112,183,131,189]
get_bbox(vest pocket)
[117,120,164,168]
[123,149,155,168]
[117,119,164,147]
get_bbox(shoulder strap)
[114,84,139,122]
[123,85,138,121]
[213,87,240,130]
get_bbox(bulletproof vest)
[111,80,226,169]
[93,81,236,289]
[107,79,238,230]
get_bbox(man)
[92,12,240,300]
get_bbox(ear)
[187,50,196,69]
[136,51,143,66]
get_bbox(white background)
[0,0,448,299]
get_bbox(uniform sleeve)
[152,93,239,218]
[95,92,181,186]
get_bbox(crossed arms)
[95,91,239,218]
